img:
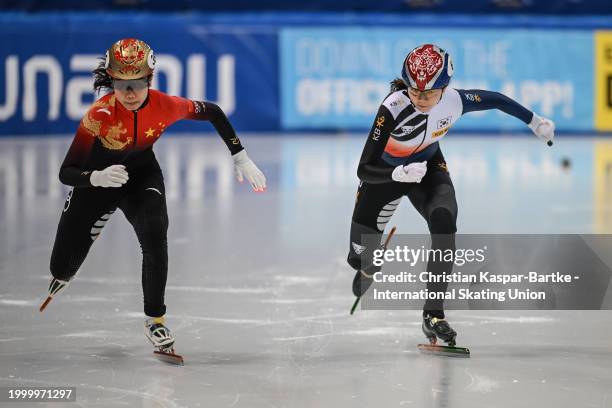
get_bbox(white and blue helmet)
[401,44,453,91]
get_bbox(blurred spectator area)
[1,0,612,14]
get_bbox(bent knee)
[428,207,457,234]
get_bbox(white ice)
[1,134,611,407]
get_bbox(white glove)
[528,113,555,145]
[90,164,129,188]
[232,150,267,192]
[392,161,427,183]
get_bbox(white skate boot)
[39,277,71,312]
[145,316,183,365]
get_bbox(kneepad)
[132,196,169,239]
[426,184,457,234]
[428,207,457,234]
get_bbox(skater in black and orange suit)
[41,39,266,355]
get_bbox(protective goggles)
[112,78,148,92]
[407,86,443,100]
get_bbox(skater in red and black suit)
[42,39,266,356]
[348,44,555,348]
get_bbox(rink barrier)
[0,12,610,135]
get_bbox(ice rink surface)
[1,134,611,407]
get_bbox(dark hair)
[93,58,112,93]
[92,57,153,94]
[390,78,408,92]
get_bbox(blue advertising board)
[280,28,593,132]
[0,14,279,135]
[0,13,603,135]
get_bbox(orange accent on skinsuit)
[383,137,433,157]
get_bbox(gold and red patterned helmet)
[105,38,155,80]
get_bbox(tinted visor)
[112,78,148,92]
[407,86,443,100]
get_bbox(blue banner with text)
[0,13,601,135]
[0,14,279,135]
[280,28,593,132]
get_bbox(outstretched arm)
[178,99,266,191]
[187,101,244,155]
[457,89,533,123]
[457,89,554,145]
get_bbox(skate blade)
[153,349,184,365]
[39,296,53,312]
[417,343,470,358]
[350,296,360,315]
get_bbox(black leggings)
[50,161,169,317]
[348,149,457,314]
